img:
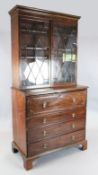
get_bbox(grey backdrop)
[0,0,98,119]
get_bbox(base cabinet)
[12,87,87,170]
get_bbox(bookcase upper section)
[9,5,80,89]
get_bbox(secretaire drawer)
[27,118,85,143]
[27,106,86,128]
[28,130,85,157]
[27,91,87,114]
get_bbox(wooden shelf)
[21,29,48,34]
[21,56,48,60]
[21,47,49,50]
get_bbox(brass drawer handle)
[72,113,76,118]
[43,101,47,109]
[73,98,76,104]
[72,123,76,129]
[43,118,47,124]
[43,143,48,149]
[72,135,75,141]
[43,130,47,137]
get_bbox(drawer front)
[28,130,85,157]
[27,91,87,115]
[27,118,85,143]
[27,106,86,128]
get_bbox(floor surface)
[0,109,98,175]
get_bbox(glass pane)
[51,21,77,84]
[20,19,50,88]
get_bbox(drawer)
[28,130,85,156]
[27,91,87,115]
[27,118,85,143]
[27,106,86,128]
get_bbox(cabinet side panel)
[12,89,27,155]
[11,12,20,87]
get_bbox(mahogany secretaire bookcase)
[9,5,88,170]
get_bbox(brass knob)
[72,113,75,118]
[43,130,47,137]
[43,118,47,124]
[72,123,76,129]
[43,143,48,149]
[73,98,76,104]
[43,101,47,109]
[72,135,75,141]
